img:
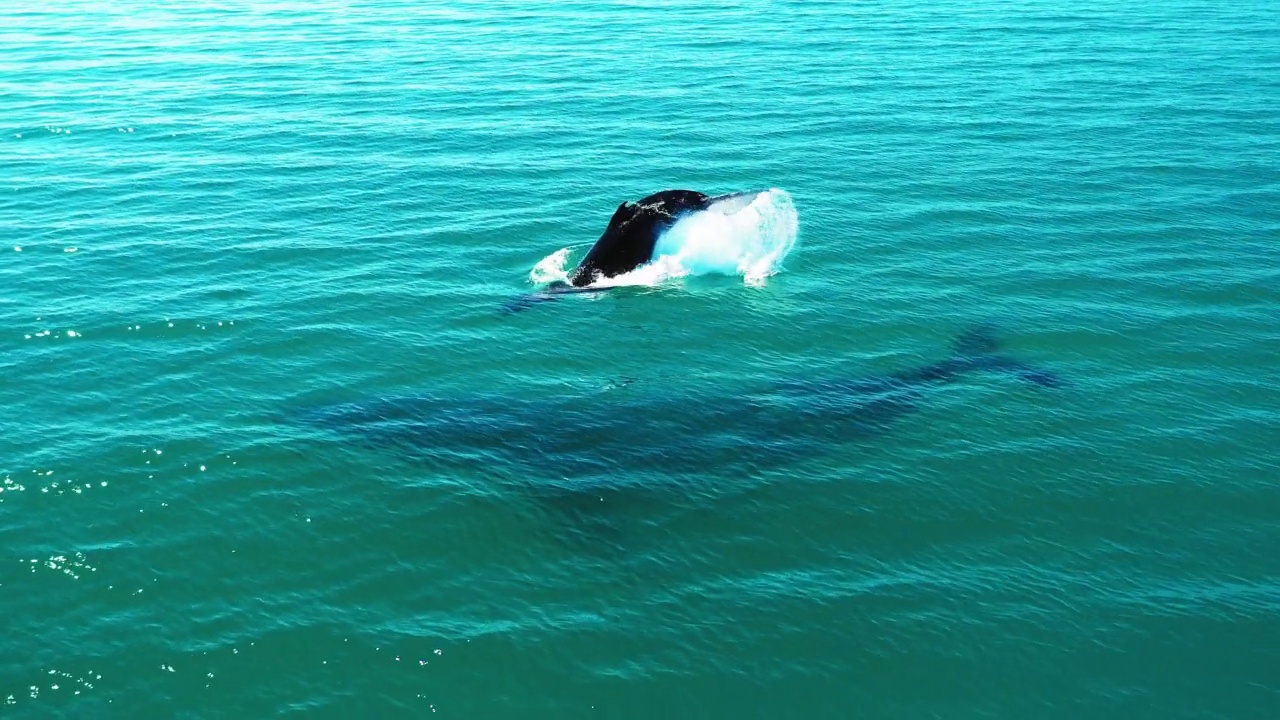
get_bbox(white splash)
[528,247,573,285]
[653,187,798,286]
[530,188,798,288]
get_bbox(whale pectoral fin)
[500,283,611,315]
[500,291,561,314]
[950,325,1001,356]
[988,359,1062,388]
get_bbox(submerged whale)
[293,327,1059,535]
[504,189,776,312]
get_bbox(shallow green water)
[3,1,1279,717]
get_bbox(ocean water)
[3,0,1279,717]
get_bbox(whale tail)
[950,325,1061,388]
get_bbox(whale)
[291,327,1060,538]
[503,189,772,312]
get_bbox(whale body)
[569,189,740,287]
[292,327,1060,539]
[504,188,775,312]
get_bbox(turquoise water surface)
[3,1,1279,717]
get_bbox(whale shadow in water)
[503,189,769,314]
[292,327,1060,544]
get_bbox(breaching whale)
[504,188,780,312]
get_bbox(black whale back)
[568,189,711,287]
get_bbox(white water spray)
[529,188,798,288]
[529,247,574,285]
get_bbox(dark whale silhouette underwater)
[294,327,1060,538]
[503,188,772,312]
